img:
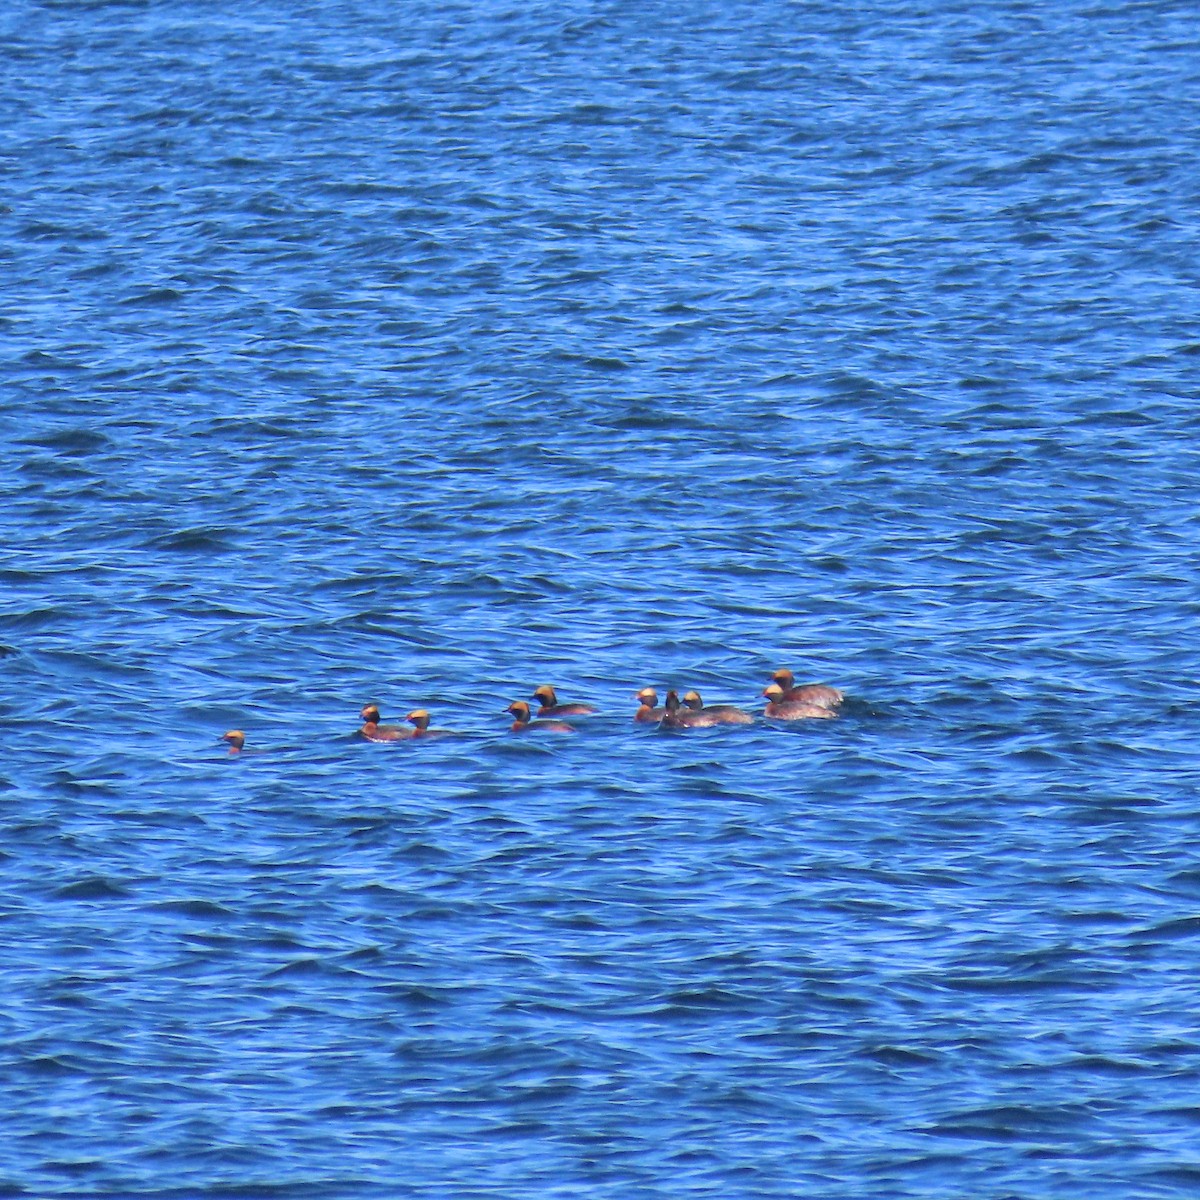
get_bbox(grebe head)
[361,704,382,723]
[763,684,787,703]
[407,709,431,730]
[222,730,245,751]
[507,700,532,722]
[682,690,703,710]
[635,687,658,706]
[532,685,558,706]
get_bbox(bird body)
[532,685,597,718]
[359,704,411,741]
[762,684,837,720]
[772,669,843,709]
[405,710,452,739]
[681,690,754,726]
[633,687,666,723]
[360,705,453,741]
[508,700,576,733]
[659,690,699,729]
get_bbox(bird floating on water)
[359,704,410,742]
[532,685,597,718]
[632,686,666,723]
[226,672,849,751]
[405,709,453,739]
[762,684,838,721]
[360,704,452,741]
[681,690,754,726]
[771,668,843,710]
[508,699,576,733]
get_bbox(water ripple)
[2,0,1200,1196]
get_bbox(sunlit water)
[4,1,1200,1195]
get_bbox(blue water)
[4,0,1200,1194]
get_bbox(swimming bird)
[508,699,575,733]
[360,704,410,742]
[681,690,754,726]
[221,730,245,754]
[762,683,837,720]
[406,709,452,739]
[658,689,697,729]
[771,668,843,709]
[633,687,666,723]
[532,685,597,718]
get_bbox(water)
[4,0,1200,1195]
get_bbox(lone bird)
[532,685,597,718]
[221,730,246,754]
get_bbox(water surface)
[3,0,1200,1195]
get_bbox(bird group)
[641,669,842,729]
[221,669,843,752]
